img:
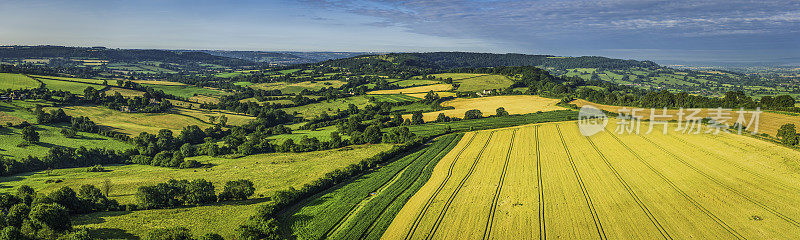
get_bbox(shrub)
[60,128,78,138]
[86,165,105,172]
[219,180,255,201]
[144,227,193,240]
[28,203,71,233]
[464,109,482,119]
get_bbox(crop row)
[405,110,577,137]
[287,133,463,240]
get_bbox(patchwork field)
[571,99,800,137]
[142,84,230,98]
[250,80,347,94]
[0,73,40,90]
[384,121,800,239]
[104,87,145,97]
[407,95,564,121]
[367,84,453,95]
[368,94,421,103]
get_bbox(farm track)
[426,131,495,240]
[638,134,800,228]
[604,130,746,240]
[355,135,463,240]
[584,131,672,240]
[555,125,607,240]
[482,129,517,240]
[534,126,545,240]
[665,133,800,194]
[405,133,479,240]
[322,149,429,239]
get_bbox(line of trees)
[135,179,255,210]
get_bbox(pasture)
[384,121,800,239]
[38,78,104,94]
[104,87,145,97]
[428,73,487,80]
[571,99,799,137]
[282,96,371,119]
[0,124,131,159]
[367,84,453,95]
[250,80,347,94]
[407,95,564,122]
[142,84,229,99]
[367,94,421,103]
[0,144,392,204]
[0,73,40,90]
[48,106,211,136]
[0,144,395,239]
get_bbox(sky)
[0,0,798,65]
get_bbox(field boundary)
[556,124,607,240]
[604,130,745,240]
[639,134,800,227]
[426,131,495,240]
[405,133,479,240]
[483,129,517,240]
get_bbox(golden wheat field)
[407,95,563,121]
[382,121,800,239]
[571,99,800,137]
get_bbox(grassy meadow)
[282,96,371,118]
[0,124,131,159]
[47,106,211,136]
[367,84,453,95]
[0,73,40,90]
[250,80,347,94]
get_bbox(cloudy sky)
[0,0,798,65]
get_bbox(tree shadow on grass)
[73,210,133,225]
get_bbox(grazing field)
[282,96,372,118]
[38,78,104,94]
[0,73,40,90]
[142,84,230,98]
[408,95,564,122]
[384,121,800,239]
[267,125,348,144]
[367,84,453,95]
[173,108,255,126]
[250,80,347,94]
[0,124,131,159]
[188,95,220,104]
[104,87,145,97]
[131,80,187,86]
[31,75,108,85]
[282,134,462,240]
[0,144,396,240]
[428,73,488,80]
[48,106,211,136]
[392,79,440,87]
[0,143,392,204]
[368,94,421,103]
[571,99,800,137]
[453,75,514,92]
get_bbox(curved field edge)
[282,134,464,240]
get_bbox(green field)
[142,84,229,98]
[283,134,462,240]
[0,124,131,159]
[282,96,372,119]
[367,94,421,103]
[267,125,349,144]
[250,80,347,94]
[428,73,487,80]
[393,79,440,87]
[31,75,109,85]
[454,75,514,92]
[0,73,40,90]
[49,106,212,136]
[21,144,396,239]
[39,78,104,94]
